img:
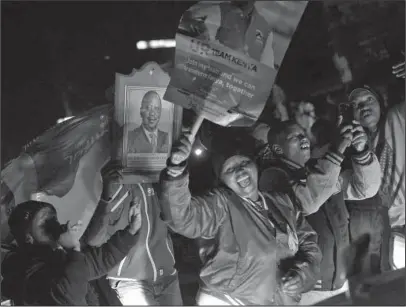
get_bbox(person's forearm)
[344,150,381,200]
[82,201,110,246]
[83,228,140,280]
[295,151,342,215]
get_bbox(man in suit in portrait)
[127,91,170,154]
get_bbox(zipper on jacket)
[138,184,158,282]
[165,237,176,264]
[166,236,177,275]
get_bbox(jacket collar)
[279,157,303,171]
[278,157,308,184]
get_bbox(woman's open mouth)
[361,109,372,119]
[236,175,251,188]
[300,143,310,150]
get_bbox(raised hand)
[351,120,368,152]
[292,101,316,132]
[392,52,405,79]
[128,197,142,235]
[101,163,123,201]
[167,133,194,177]
[58,220,83,251]
[335,115,353,154]
[281,270,304,297]
[170,133,194,166]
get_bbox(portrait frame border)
[113,62,182,183]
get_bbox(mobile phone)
[338,103,354,126]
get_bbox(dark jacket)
[159,170,321,305]
[259,149,379,291]
[83,183,176,282]
[1,229,139,305]
[127,126,169,154]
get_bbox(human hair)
[267,119,298,147]
[8,201,57,246]
[141,91,161,108]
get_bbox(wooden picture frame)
[113,62,182,182]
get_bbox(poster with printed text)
[164,1,308,127]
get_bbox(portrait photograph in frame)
[114,62,182,182]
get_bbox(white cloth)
[109,279,150,306]
[299,281,349,305]
[383,102,405,227]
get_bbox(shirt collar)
[279,157,303,171]
[142,126,158,141]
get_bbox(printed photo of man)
[127,91,169,154]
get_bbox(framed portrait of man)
[113,62,182,182]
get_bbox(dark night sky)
[1,1,195,164]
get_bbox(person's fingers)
[66,220,73,229]
[393,67,405,74]
[352,120,361,125]
[170,153,188,165]
[179,137,192,149]
[173,146,190,158]
[392,62,405,70]
[337,115,343,127]
[343,131,353,139]
[340,124,353,134]
[133,196,141,207]
[283,275,300,288]
[352,125,364,133]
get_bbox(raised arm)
[259,151,343,215]
[340,122,381,201]
[159,170,227,239]
[340,149,381,200]
[159,133,227,239]
[82,227,140,280]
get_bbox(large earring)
[25,234,34,244]
[271,144,283,156]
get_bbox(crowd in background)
[1,53,404,306]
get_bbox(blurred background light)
[137,39,176,50]
[56,116,74,124]
[194,148,203,157]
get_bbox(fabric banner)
[164,1,308,127]
[1,105,112,244]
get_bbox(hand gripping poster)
[164,1,308,127]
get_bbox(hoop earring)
[271,144,283,156]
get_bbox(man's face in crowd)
[140,92,162,132]
[279,123,311,166]
[27,206,60,246]
[351,90,381,131]
[220,155,259,200]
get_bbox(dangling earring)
[271,144,283,156]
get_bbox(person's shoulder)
[158,129,169,139]
[128,126,143,137]
[387,102,405,120]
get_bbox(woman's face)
[29,207,60,245]
[351,90,381,131]
[220,155,258,199]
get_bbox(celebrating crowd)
[2,69,404,305]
